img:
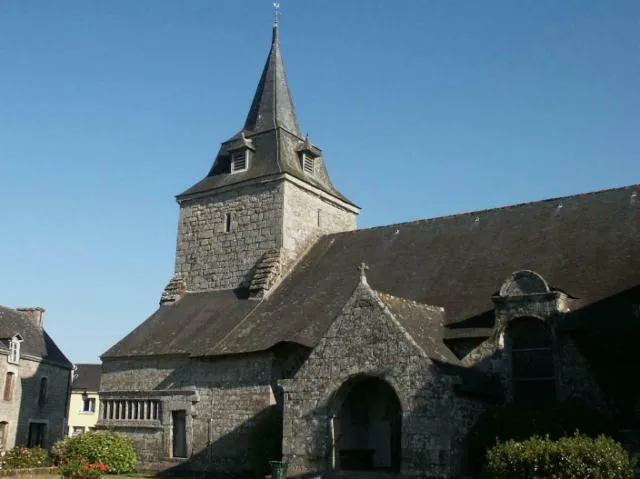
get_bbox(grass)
[10,476,157,479]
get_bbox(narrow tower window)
[3,372,15,401]
[38,377,48,407]
[317,209,322,228]
[230,150,249,173]
[225,213,232,233]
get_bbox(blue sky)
[1,1,638,363]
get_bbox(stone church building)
[99,23,640,478]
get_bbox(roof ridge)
[332,183,640,236]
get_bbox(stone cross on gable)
[358,261,369,278]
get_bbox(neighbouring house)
[0,306,73,450]
[67,364,101,436]
[98,21,640,478]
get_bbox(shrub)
[58,457,109,479]
[51,436,73,464]
[2,446,49,469]
[58,431,136,474]
[484,434,636,479]
[466,401,613,474]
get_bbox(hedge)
[466,401,614,473]
[484,434,636,479]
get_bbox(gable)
[293,278,437,382]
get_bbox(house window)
[38,378,48,407]
[230,150,249,173]
[8,339,20,364]
[72,426,85,437]
[509,317,555,404]
[3,372,15,401]
[0,422,8,448]
[82,397,96,413]
[301,153,315,175]
[225,212,232,233]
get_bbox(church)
[99,20,640,479]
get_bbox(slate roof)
[103,184,640,360]
[0,306,72,367]
[375,291,458,364]
[177,26,355,206]
[72,364,102,391]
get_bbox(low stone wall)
[0,466,57,477]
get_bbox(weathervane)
[273,1,281,26]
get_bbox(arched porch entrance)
[329,376,401,472]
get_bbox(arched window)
[509,317,555,404]
[38,378,48,407]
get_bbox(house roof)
[72,364,102,391]
[177,25,355,207]
[103,184,640,360]
[0,306,72,367]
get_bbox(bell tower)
[170,23,359,298]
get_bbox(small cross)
[273,1,281,26]
[358,261,369,277]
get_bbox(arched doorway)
[330,376,401,472]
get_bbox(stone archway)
[329,376,402,472]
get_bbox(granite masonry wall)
[99,354,276,474]
[281,180,357,269]
[0,354,71,449]
[175,179,357,293]
[175,182,284,292]
[280,279,483,478]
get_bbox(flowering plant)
[82,463,108,479]
[57,457,108,479]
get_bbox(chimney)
[16,307,45,328]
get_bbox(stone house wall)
[99,354,277,474]
[0,353,71,449]
[280,279,479,478]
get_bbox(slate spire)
[243,24,301,136]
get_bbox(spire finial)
[273,1,281,27]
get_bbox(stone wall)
[281,180,357,270]
[280,279,473,478]
[174,178,357,293]
[0,354,71,449]
[99,354,277,474]
[175,181,284,291]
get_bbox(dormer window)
[301,152,315,175]
[230,150,249,173]
[8,335,23,365]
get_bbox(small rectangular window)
[3,373,14,401]
[82,397,96,413]
[302,153,315,174]
[225,213,232,233]
[231,150,248,173]
[317,209,322,228]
